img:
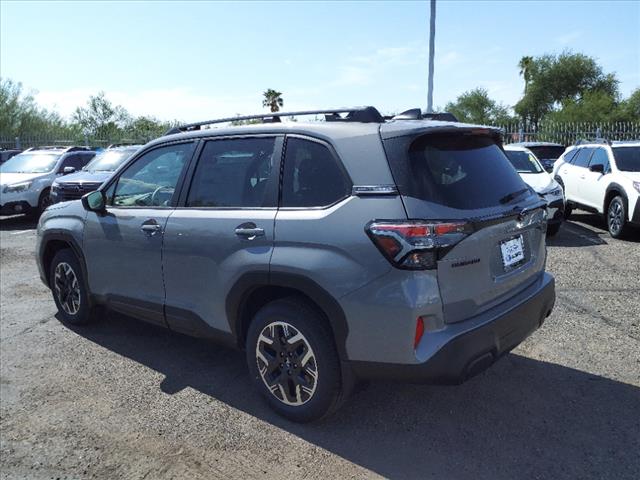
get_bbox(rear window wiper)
[499,188,530,204]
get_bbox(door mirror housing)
[62,166,76,174]
[589,163,604,173]
[82,190,105,212]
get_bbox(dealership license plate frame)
[500,234,525,271]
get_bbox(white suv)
[552,141,640,238]
[0,147,96,216]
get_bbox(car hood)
[57,171,112,185]
[619,171,640,182]
[519,172,555,193]
[0,172,49,186]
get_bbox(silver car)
[36,107,555,422]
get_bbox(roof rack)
[385,109,459,122]
[106,143,143,149]
[24,145,90,152]
[575,138,611,146]
[164,106,386,135]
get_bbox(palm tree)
[262,89,284,112]
[518,56,534,92]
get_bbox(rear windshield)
[611,146,640,172]
[385,134,528,209]
[527,146,565,160]
[505,150,544,173]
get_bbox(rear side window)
[572,148,594,168]
[281,137,350,207]
[527,146,565,160]
[385,134,527,209]
[187,137,277,208]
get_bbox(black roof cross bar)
[164,106,385,135]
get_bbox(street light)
[427,0,436,113]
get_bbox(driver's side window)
[110,142,195,207]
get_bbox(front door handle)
[141,219,162,236]
[235,222,265,240]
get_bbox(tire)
[36,189,52,216]
[547,222,561,237]
[606,195,629,239]
[49,249,93,325]
[246,297,344,422]
[564,204,573,220]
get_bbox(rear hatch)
[381,124,548,323]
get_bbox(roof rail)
[575,138,611,146]
[164,106,385,135]
[385,109,459,122]
[106,143,143,149]
[23,145,90,152]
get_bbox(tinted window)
[563,148,579,164]
[572,148,594,168]
[281,138,350,207]
[385,134,527,209]
[612,146,640,172]
[59,153,95,172]
[589,148,610,172]
[186,137,276,208]
[505,150,543,173]
[111,142,194,207]
[527,146,565,160]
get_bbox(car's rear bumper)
[350,272,555,384]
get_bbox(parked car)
[552,140,640,238]
[0,149,22,164]
[510,142,566,172]
[36,107,555,422]
[50,145,142,204]
[0,146,96,216]
[504,145,565,236]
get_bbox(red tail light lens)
[414,316,425,349]
[366,220,472,270]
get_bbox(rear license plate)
[500,235,525,269]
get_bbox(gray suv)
[36,107,555,422]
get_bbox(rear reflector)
[414,317,425,349]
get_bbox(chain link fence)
[2,121,639,151]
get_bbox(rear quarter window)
[384,134,527,209]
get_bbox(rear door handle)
[235,222,265,240]
[141,219,162,236]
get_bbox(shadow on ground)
[0,215,38,231]
[66,312,640,480]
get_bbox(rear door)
[382,131,548,323]
[161,136,282,336]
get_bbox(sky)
[1,0,639,123]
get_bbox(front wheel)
[547,222,561,237]
[246,297,344,422]
[36,189,52,215]
[50,249,93,325]
[607,196,628,239]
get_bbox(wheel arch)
[226,272,349,360]
[604,183,628,218]
[39,232,87,288]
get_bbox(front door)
[83,141,196,325]
[162,136,282,336]
[580,147,610,212]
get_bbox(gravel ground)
[1,211,639,480]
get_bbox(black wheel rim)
[40,194,52,211]
[54,262,81,315]
[255,321,318,406]
[608,200,623,235]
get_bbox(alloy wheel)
[608,200,623,235]
[54,262,81,315]
[255,321,318,406]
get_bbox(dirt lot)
[1,212,639,480]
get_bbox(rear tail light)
[414,316,425,349]
[366,220,472,270]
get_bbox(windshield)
[612,146,640,172]
[527,146,565,160]
[505,150,544,174]
[0,153,60,173]
[384,134,528,209]
[84,148,137,172]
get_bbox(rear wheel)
[50,249,93,325]
[246,297,344,422]
[607,196,628,239]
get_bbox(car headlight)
[2,181,33,194]
[633,181,640,194]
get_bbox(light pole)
[427,0,436,113]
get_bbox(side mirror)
[81,190,105,212]
[63,166,76,174]
[589,164,604,173]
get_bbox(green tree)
[445,88,514,125]
[514,51,620,124]
[262,89,284,112]
[72,92,130,137]
[125,116,177,141]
